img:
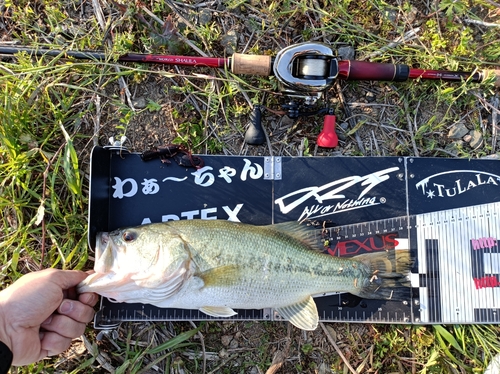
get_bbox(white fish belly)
[151,269,358,310]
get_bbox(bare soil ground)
[2,0,500,372]
[62,0,499,372]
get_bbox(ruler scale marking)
[94,204,500,326]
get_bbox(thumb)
[49,270,90,290]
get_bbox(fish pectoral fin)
[198,265,241,288]
[200,306,238,318]
[275,296,319,331]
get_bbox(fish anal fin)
[199,265,241,288]
[276,296,319,331]
[200,306,237,318]
[266,222,321,251]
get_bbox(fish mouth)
[94,232,114,274]
[77,232,115,293]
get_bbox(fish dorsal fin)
[275,296,319,331]
[198,265,242,288]
[200,306,238,318]
[266,222,321,251]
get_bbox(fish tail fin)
[353,250,412,300]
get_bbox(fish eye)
[122,231,136,242]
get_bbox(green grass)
[1,0,500,372]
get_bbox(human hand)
[0,268,98,366]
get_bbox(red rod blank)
[119,53,229,68]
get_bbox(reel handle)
[244,105,266,145]
[317,114,338,148]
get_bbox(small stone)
[198,9,212,25]
[339,122,349,131]
[406,6,419,24]
[221,30,238,55]
[382,7,398,24]
[132,97,147,109]
[229,339,239,349]
[337,45,355,61]
[447,122,469,139]
[445,140,464,154]
[468,130,483,149]
[365,91,376,102]
[221,335,232,347]
[318,362,333,374]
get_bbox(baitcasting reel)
[274,42,338,100]
[244,42,340,148]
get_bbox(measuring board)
[89,147,500,327]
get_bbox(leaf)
[161,14,178,37]
[148,326,200,354]
[115,360,131,374]
[434,325,463,353]
[440,87,456,95]
[346,119,367,136]
[58,122,81,196]
[423,349,439,369]
[10,248,20,274]
[35,199,45,226]
[63,140,82,196]
[146,99,162,112]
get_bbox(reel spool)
[273,42,339,98]
[297,56,330,77]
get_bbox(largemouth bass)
[78,220,410,330]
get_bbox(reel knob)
[244,105,266,145]
[317,114,338,148]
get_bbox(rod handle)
[244,105,266,145]
[231,53,272,76]
[338,60,410,81]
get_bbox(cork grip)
[231,53,272,76]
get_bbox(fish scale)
[78,219,411,330]
[175,221,367,303]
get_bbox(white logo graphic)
[275,167,399,220]
[416,170,500,198]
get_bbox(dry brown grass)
[2,0,500,372]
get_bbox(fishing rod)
[2,43,498,147]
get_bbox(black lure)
[141,145,204,169]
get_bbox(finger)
[41,314,87,338]
[39,331,73,357]
[65,286,79,300]
[58,299,95,323]
[79,292,99,307]
[50,270,90,290]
